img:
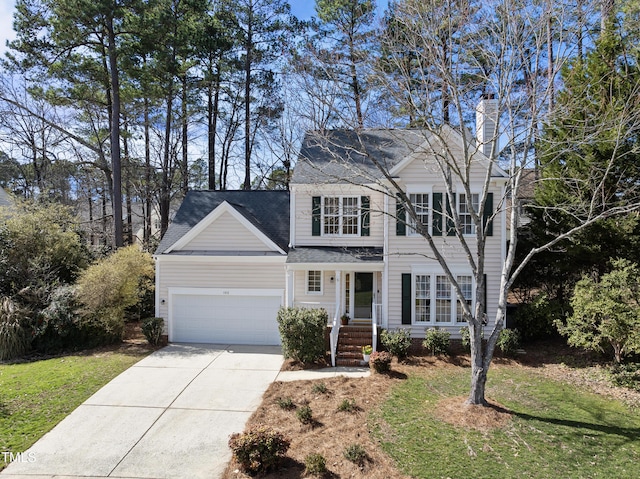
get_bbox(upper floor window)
[314,196,365,236]
[458,193,479,235]
[408,193,429,235]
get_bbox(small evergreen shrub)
[304,453,327,475]
[369,350,392,373]
[381,328,412,360]
[228,426,290,475]
[277,307,327,363]
[497,328,521,357]
[296,404,313,424]
[276,397,296,410]
[337,398,358,413]
[609,363,640,391]
[423,327,451,355]
[311,382,328,394]
[0,297,29,360]
[141,317,164,346]
[343,443,367,464]
[460,326,471,352]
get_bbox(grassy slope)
[0,351,148,464]
[372,365,640,479]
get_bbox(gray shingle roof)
[155,190,290,255]
[286,247,383,264]
[292,129,427,184]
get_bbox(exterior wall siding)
[292,185,385,248]
[179,211,272,251]
[156,259,286,320]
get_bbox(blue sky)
[0,1,390,56]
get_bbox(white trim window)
[409,193,429,235]
[412,272,475,324]
[458,193,479,235]
[307,270,323,294]
[414,274,431,323]
[456,275,473,322]
[323,196,360,236]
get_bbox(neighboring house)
[155,99,509,364]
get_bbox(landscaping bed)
[225,344,640,478]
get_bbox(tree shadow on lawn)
[511,410,640,441]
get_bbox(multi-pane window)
[415,275,430,322]
[409,193,429,234]
[435,275,451,322]
[307,270,322,294]
[323,197,359,236]
[323,197,340,235]
[458,193,479,235]
[456,275,473,322]
[413,273,474,324]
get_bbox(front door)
[353,272,373,319]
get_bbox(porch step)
[335,326,377,368]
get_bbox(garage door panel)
[170,292,282,345]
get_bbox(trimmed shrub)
[343,444,367,464]
[423,327,451,355]
[0,297,29,360]
[296,404,314,425]
[141,317,164,346]
[277,307,327,363]
[369,350,392,373]
[381,328,412,360]
[497,328,521,357]
[304,453,327,475]
[228,426,290,474]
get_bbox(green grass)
[0,350,148,467]
[372,367,640,479]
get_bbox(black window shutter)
[432,193,443,236]
[402,273,412,324]
[396,195,406,236]
[483,192,494,236]
[484,274,488,314]
[312,196,321,236]
[360,196,370,236]
[446,195,456,236]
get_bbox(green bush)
[76,245,155,340]
[460,326,471,352]
[296,404,314,425]
[311,382,328,394]
[228,426,290,474]
[343,443,367,464]
[337,398,358,413]
[304,453,327,475]
[276,397,295,410]
[369,350,392,373]
[497,328,521,357]
[514,293,563,341]
[381,328,412,360]
[141,317,164,346]
[609,363,640,391]
[0,297,29,360]
[277,307,327,363]
[423,327,450,355]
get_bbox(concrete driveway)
[1,344,284,479]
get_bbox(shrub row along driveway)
[1,344,284,479]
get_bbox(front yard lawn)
[0,348,149,469]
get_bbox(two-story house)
[154,98,508,364]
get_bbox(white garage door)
[170,289,283,345]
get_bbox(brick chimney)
[476,94,498,158]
